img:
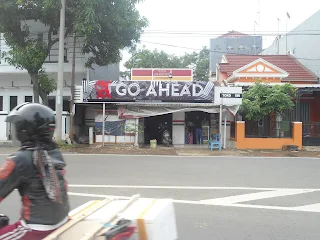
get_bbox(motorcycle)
[158,122,172,147]
[0,214,9,229]
[0,214,135,240]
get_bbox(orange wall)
[235,121,302,150]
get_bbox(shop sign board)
[214,87,243,105]
[220,93,242,98]
[83,80,214,103]
[131,68,193,81]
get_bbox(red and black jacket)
[0,148,69,225]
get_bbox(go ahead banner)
[83,80,215,103]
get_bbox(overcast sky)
[120,0,320,70]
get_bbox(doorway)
[185,111,210,144]
[144,114,172,145]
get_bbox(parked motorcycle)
[158,122,172,147]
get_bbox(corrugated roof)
[115,102,216,107]
[219,55,319,81]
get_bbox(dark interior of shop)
[185,111,210,144]
[144,114,173,145]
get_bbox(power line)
[142,30,320,37]
[144,29,320,33]
[142,32,320,37]
[140,40,320,61]
[141,33,320,38]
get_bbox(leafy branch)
[241,81,297,121]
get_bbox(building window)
[48,99,55,111]
[48,98,70,112]
[63,99,70,112]
[25,96,33,103]
[0,96,3,111]
[64,46,68,62]
[10,96,17,111]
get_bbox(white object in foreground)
[51,198,178,240]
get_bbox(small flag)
[287,12,291,19]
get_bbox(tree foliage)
[0,0,148,104]
[193,47,210,81]
[39,70,56,95]
[241,81,297,121]
[122,46,210,81]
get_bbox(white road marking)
[217,203,304,212]
[68,192,130,200]
[292,203,320,212]
[68,192,199,205]
[68,191,320,213]
[200,189,315,205]
[68,184,320,192]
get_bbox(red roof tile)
[219,55,318,81]
[218,31,248,38]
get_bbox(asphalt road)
[1,153,320,239]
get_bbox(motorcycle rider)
[0,102,69,239]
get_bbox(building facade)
[262,10,320,77]
[216,54,320,147]
[0,20,119,141]
[74,68,242,147]
[210,31,262,76]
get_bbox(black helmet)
[5,103,55,143]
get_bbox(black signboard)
[83,80,215,103]
[220,93,242,98]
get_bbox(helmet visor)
[10,124,21,147]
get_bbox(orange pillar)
[236,121,245,149]
[292,122,302,149]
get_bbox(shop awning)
[115,103,240,118]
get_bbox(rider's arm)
[0,154,27,202]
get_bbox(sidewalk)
[0,144,319,157]
[59,144,320,157]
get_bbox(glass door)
[202,125,209,143]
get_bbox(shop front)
[79,80,242,147]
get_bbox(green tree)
[193,46,210,81]
[241,81,297,121]
[0,0,148,104]
[122,47,186,78]
[122,46,210,81]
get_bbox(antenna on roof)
[277,17,281,54]
[254,21,258,54]
[258,0,261,34]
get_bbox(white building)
[0,20,119,141]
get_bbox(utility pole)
[55,0,66,142]
[286,12,291,54]
[258,0,261,34]
[277,18,281,54]
[70,32,76,141]
[254,21,258,54]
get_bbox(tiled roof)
[218,31,248,38]
[219,55,319,81]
